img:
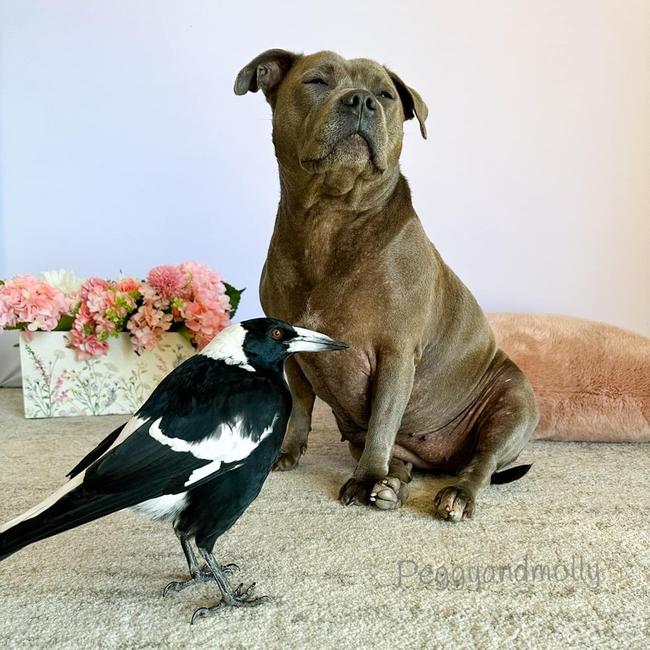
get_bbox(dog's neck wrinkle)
[278,163,401,219]
[276,173,412,240]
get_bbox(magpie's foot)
[163,563,240,597]
[190,583,271,624]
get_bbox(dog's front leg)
[339,352,415,509]
[274,357,315,471]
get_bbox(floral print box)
[19,332,194,418]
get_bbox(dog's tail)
[490,463,532,485]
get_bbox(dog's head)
[235,50,427,177]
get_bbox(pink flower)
[181,296,231,349]
[148,265,186,299]
[147,261,232,349]
[67,278,138,359]
[80,277,110,300]
[67,328,109,360]
[127,301,173,353]
[0,274,70,331]
[67,303,111,359]
[2,263,236,358]
[180,261,224,298]
[115,277,142,294]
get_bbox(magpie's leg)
[163,533,239,597]
[190,549,270,624]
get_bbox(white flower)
[40,269,85,296]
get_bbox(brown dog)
[235,49,539,520]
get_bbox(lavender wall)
[1,0,648,334]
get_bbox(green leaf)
[175,324,196,346]
[223,283,245,319]
[3,323,27,331]
[53,314,75,331]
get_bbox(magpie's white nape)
[0,317,347,623]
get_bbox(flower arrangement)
[0,263,243,360]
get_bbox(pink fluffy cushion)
[488,313,650,442]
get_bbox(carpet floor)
[0,388,648,649]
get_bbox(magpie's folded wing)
[67,423,125,479]
[81,377,289,500]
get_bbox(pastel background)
[1,0,648,334]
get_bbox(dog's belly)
[300,343,511,473]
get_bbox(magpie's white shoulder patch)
[200,323,254,372]
[148,415,277,487]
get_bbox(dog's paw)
[339,476,409,509]
[273,448,302,472]
[433,485,476,521]
[370,476,409,510]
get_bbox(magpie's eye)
[377,90,394,100]
[304,78,328,86]
[271,328,284,341]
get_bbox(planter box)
[19,332,195,418]
[0,330,21,387]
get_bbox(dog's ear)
[234,49,301,102]
[385,68,428,139]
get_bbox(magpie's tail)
[490,463,532,485]
[0,477,134,562]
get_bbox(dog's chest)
[299,218,362,282]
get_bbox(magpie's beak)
[287,327,349,353]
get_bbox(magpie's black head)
[201,318,347,373]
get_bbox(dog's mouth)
[300,131,384,174]
[337,133,371,156]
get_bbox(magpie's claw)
[163,563,242,597]
[190,591,271,624]
[221,562,240,576]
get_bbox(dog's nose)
[340,90,376,116]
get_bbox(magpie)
[0,318,347,623]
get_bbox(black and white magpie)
[0,318,347,623]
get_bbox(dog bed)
[489,313,650,442]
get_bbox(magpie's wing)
[82,357,291,498]
[67,423,125,479]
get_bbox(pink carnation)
[0,274,70,331]
[115,277,142,294]
[67,303,110,360]
[68,277,138,359]
[80,277,110,300]
[181,297,231,349]
[67,329,109,360]
[176,261,231,348]
[180,261,223,298]
[127,301,173,353]
[2,263,236,358]
[148,265,186,299]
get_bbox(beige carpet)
[0,388,648,649]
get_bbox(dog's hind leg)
[433,359,538,521]
[274,357,316,471]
